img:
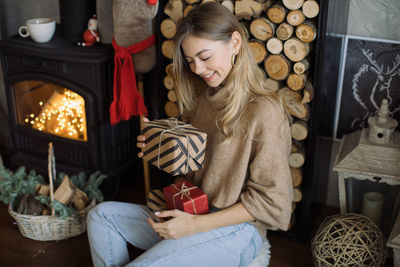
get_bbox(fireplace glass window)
[14,80,88,141]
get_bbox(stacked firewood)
[160,0,319,229]
[18,176,89,215]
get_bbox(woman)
[87,3,293,266]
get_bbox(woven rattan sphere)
[311,213,386,267]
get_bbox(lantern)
[333,99,400,238]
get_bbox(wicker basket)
[8,199,96,241]
[7,142,97,241]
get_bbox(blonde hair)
[173,2,286,140]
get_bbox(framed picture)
[333,36,400,139]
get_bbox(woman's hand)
[148,203,255,240]
[147,209,199,239]
[137,117,150,158]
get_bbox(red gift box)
[163,180,209,215]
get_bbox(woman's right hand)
[137,135,146,158]
[137,117,150,158]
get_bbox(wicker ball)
[311,213,386,267]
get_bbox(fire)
[25,88,87,141]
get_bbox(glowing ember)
[25,88,87,141]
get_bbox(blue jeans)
[87,201,263,267]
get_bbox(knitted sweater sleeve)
[240,98,293,231]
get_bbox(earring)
[231,53,236,68]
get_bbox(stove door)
[6,75,99,172]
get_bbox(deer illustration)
[351,48,400,129]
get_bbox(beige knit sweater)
[188,85,293,237]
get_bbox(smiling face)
[181,33,241,87]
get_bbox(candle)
[361,192,384,226]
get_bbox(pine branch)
[69,172,86,189]
[84,171,106,203]
[28,170,45,185]
[0,165,43,206]
[0,166,28,205]
[51,200,78,219]
[78,172,86,189]
[55,172,66,188]
[0,159,106,217]
[35,195,78,219]
[35,194,51,206]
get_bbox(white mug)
[18,18,56,43]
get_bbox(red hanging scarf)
[109,35,155,125]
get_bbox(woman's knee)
[88,202,150,226]
[87,201,118,225]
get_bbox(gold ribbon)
[171,183,198,214]
[156,119,192,174]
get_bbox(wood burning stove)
[0,35,141,199]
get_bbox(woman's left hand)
[147,209,199,239]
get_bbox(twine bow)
[156,119,192,174]
[171,183,198,214]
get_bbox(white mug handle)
[18,26,29,38]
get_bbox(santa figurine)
[77,15,100,47]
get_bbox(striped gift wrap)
[141,119,207,176]
[146,189,167,222]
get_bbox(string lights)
[25,88,87,141]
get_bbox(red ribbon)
[109,35,155,125]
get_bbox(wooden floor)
[0,173,391,266]
[0,202,315,267]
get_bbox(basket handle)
[48,142,56,216]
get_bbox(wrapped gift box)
[146,189,167,222]
[163,180,209,215]
[141,119,207,176]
